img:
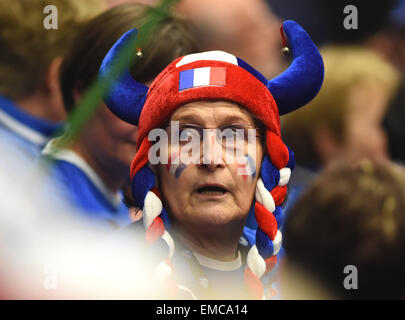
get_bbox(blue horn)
[267,20,324,115]
[99,29,148,125]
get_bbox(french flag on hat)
[176,51,243,92]
[179,66,226,91]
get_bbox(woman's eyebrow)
[171,113,205,124]
[219,115,253,125]
[172,114,253,126]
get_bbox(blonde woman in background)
[282,46,399,168]
[280,46,400,216]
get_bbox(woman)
[42,3,199,229]
[99,20,324,298]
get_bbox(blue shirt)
[42,146,131,230]
[0,96,62,160]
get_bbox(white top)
[42,141,122,208]
[193,250,242,272]
[0,108,48,146]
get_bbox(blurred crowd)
[0,0,405,299]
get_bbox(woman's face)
[158,101,264,233]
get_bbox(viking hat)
[99,20,324,299]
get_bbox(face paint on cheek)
[246,154,257,179]
[167,151,188,179]
[237,154,256,181]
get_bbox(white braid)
[161,230,175,259]
[255,178,276,213]
[143,191,163,229]
[150,231,176,294]
[278,168,291,186]
[178,285,198,300]
[246,177,285,285]
[142,189,180,294]
[246,245,266,279]
[153,260,172,284]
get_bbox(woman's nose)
[200,129,225,170]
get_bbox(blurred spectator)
[267,0,398,46]
[0,0,105,160]
[366,0,405,167]
[383,81,405,165]
[41,3,199,229]
[366,0,405,75]
[281,46,399,203]
[175,0,286,78]
[282,160,405,299]
[0,148,155,299]
[266,0,329,46]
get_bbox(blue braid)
[286,145,296,170]
[260,155,280,190]
[256,228,274,258]
[131,166,156,209]
[273,206,284,229]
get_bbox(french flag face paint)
[179,67,226,91]
[166,152,187,179]
[237,154,257,181]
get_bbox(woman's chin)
[191,204,244,227]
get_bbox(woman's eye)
[180,128,199,141]
[221,128,244,140]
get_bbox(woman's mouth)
[196,185,229,198]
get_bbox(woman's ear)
[45,56,67,121]
[46,56,63,93]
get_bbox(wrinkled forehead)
[168,100,259,126]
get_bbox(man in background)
[175,0,285,78]
[0,0,105,161]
